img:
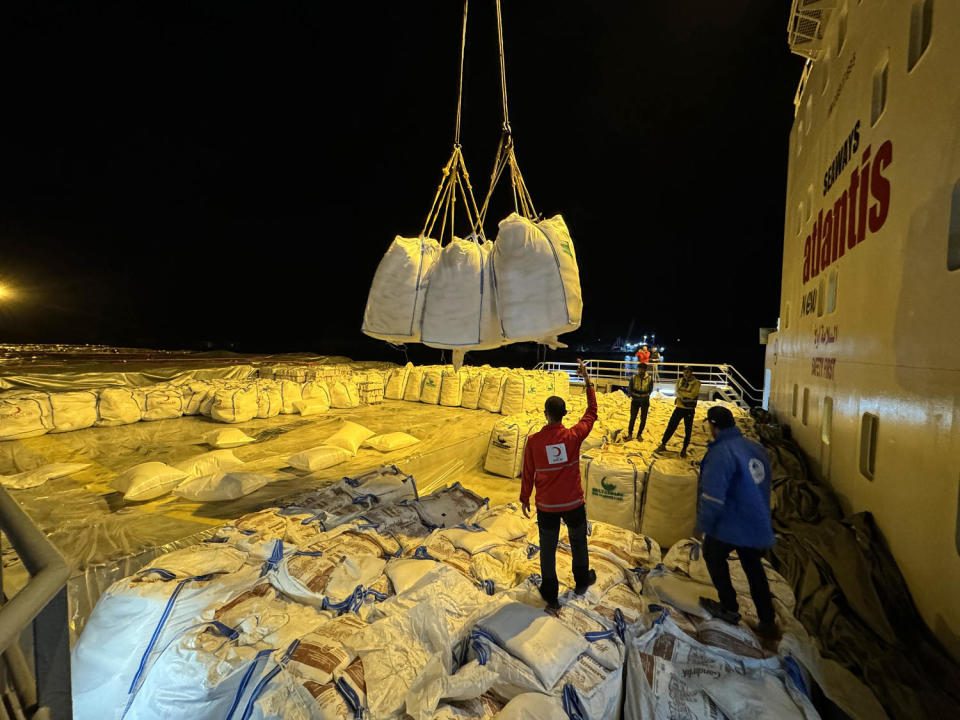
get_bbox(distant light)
[0,283,12,300]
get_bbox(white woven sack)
[583,453,645,533]
[492,213,582,342]
[499,372,527,415]
[639,458,699,549]
[211,385,258,424]
[421,238,503,350]
[460,370,483,409]
[477,372,505,413]
[279,380,303,414]
[142,386,184,421]
[0,393,53,440]
[330,381,360,408]
[419,368,442,405]
[483,416,540,478]
[363,236,441,342]
[256,382,282,418]
[403,367,426,402]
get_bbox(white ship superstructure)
[766,0,959,659]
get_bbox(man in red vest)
[521,359,598,609]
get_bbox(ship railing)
[534,360,761,408]
[0,486,72,719]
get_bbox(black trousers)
[702,535,776,625]
[661,407,695,449]
[537,504,590,603]
[628,398,649,436]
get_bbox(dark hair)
[544,396,567,422]
[706,406,736,429]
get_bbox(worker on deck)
[635,344,650,364]
[697,406,779,641]
[520,359,598,610]
[648,346,661,363]
[626,362,653,440]
[656,365,701,458]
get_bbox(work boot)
[749,619,781,642]
[655,444,667,454]
[574,569,597,596]
[699,597,740,625]
[538,584,561,611]
[680,447,688,459]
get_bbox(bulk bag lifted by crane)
[362,236,441,343]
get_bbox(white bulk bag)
[403,367,426,402]
[180,381,213,416]
[385,364,413,400]
[363,235,442,342]
[499,373,527,415]
[639,459,699,549]
[142,386,184,421]
[460,371,484,409]
[330,381,360,408]
[483,417,541,479]
[492,213,582,342]
[279,380,303,414]
[49,390,99,433]
[302,381,332,405]
[478,372,505,413]
[420,368,443,404]
[583,454,646,532]
[71,547,255,720]
[0,393,53,440]
[439,368,465,406]
[256,381,283,418]
[211,385,258,424]
[96,388,145,427]
[421,238,503,350]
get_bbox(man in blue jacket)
[697,406,779,640]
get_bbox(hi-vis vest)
[630,374,653,401]
[675,376,701,409]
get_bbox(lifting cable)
[477,0,538,232]
[420,0,484,245]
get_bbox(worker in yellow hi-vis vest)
[656,365,701,458]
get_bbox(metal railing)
[0,486,72,719]
[534,360,763,408]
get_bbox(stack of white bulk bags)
[48,390,99,433]
[582,453,647,533]
[210,385,257,424]
[385,363,413,400]
[483,415,542,478]
[492,213,582,343]
[639,458,699,549]
[0,392,53,440]
[419,367,443,405]
[439,368,465,407]
[96,388,145,427]
[362,236,441,343]
[421,238,504,352]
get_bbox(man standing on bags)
[626,362,653,440]
[521,359,598,610]
[656,365,701,458]
[697,406,779,641]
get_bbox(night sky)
[0,1,804,380]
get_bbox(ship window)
[859,412,879,480]
[837,4,848,55]
[792,384,798,417]
[816,278,825,317]
[821,397,833,445]
[871,52,889,126]
[908,0,933,72]
[826,269,839,313]
[948,179,960,271]
[802,388,810,425]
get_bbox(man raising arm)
[520,359,598,610]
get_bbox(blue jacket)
[698,426,774,549]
